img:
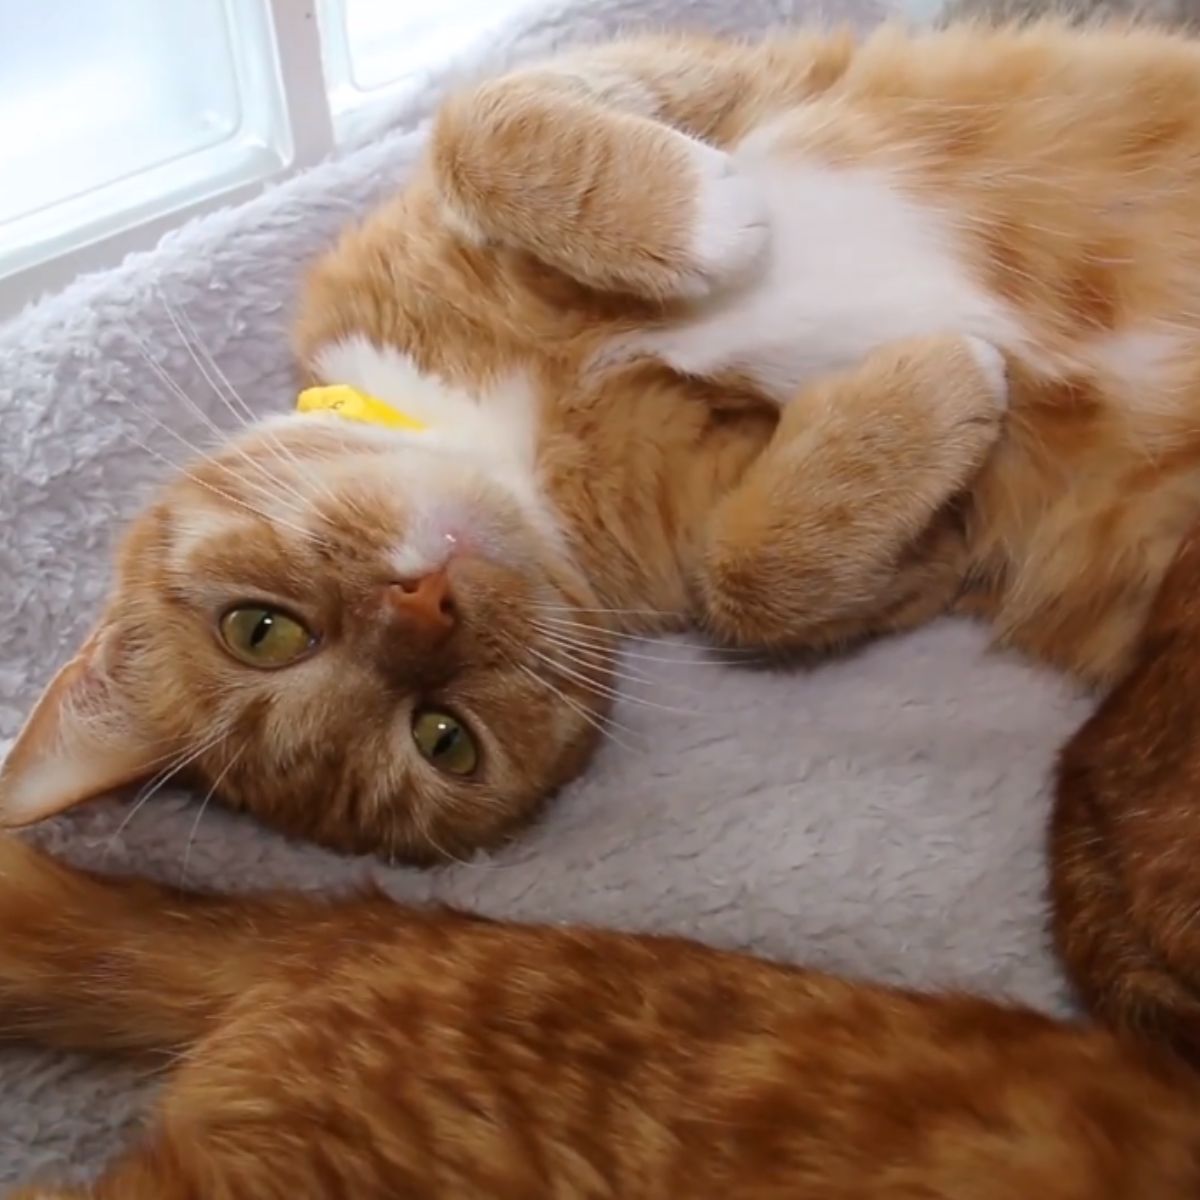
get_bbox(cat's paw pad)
[961,336,1009,412]
[678,140,771,299]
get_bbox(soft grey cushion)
[0,0,1096,1186]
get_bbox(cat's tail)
[0,835,381,1055]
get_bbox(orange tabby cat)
[1,833,1198,1199]
[5,21,1200,869]
[1052,522,1200,1063]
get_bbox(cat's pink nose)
[383,569,456,643]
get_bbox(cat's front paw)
[892,333,1009,425]
[677,140,771,300]
[914,334,1010,471]
[838,334,1010,482]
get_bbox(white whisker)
[163,297,345,511]
[531,615,759,659]
[533,628,712,697]
[104,726,229,852]
[531,620,761,668]
[126,324,319,517]
[115,386,315,522]
[411,804,495,869]
[119,428,330,546]
[160,300,254,431]
[179,744,244,887]
[524,644,700,718]
[533,603,677,618]
[510,659,645,755]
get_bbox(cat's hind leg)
[695,335,1008,651]
[1051,522,1200,1065]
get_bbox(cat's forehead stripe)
[167,505,255,576]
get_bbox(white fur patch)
[1085,326,1185,413]
[312,337,562,569]
[681,140,771,298]
[604,142,1029,400]
[962,337,1010,409]
[168,505,251,572]
[439,194,489,246]
[0,752,94,827]
[315,337,539,468]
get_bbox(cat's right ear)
[0,621,160,828]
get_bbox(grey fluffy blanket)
[0,0,1108,1186]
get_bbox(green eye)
[219,606,314,668]
[412,709,478,776]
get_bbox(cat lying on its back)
[0,27,1025,859]
[5,21,1200,1049]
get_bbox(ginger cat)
[1,833,1198,1199]
[7,20,1196,850]
[4,21,1200,1050]
[1052,522,1200,1063]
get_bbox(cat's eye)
[219,606,314,668]
[412,709,478,776]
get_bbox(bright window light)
[0,0,628,316]
[0,0,291,282]
[0,0,949,319]
[318,0,543,134]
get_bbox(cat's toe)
[678,140,771,299]
[961,336,1010,412]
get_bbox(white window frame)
[1,0,343,321]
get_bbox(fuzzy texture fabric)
[938,0,1199,28]
[0,0,1121,1187]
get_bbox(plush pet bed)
[0,0,1125,1185]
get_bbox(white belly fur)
[625,140,1029,402]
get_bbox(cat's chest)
[615,150,1028,401]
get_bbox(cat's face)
[0,130,671,862]
[0,404,612,863]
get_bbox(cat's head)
[0,352,613,862]
[0,106,686,862]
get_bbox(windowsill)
[1,0,949,324]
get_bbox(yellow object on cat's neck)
[296,385,428,433]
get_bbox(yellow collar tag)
[296,385,428,433]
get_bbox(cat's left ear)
[0,621,160,828]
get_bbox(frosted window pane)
[0,0,244,227]
[328,0,542,99]
[328,0,949,104]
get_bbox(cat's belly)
[616,146,1030,401]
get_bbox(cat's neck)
[536,363,773,633]
[310,336,768,633]
[313,336,541,478]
